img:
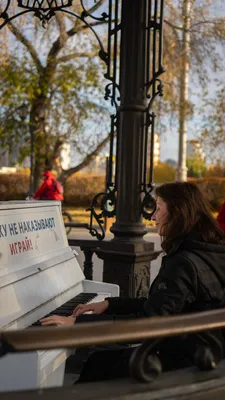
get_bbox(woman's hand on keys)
[40,315,76,326]
[73,300,109,317]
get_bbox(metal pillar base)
[96,241,157,297]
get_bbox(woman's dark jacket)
[77,231,225,361]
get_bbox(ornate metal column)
[97,0,165,297]
[0,0,164,297]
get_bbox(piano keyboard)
[30,292,98,327]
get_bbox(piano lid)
[0,201,68,279]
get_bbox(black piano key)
[30,321,42,327]
[57,305,77,309]
[47,311,71,317]
[29,292,98,328]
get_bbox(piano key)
[29,292,98,327]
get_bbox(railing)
[64,221,89,236]
[67,231,158,281]
[64,222,89,230]
[1,307,225,384]
[68,238,100,280]
[2,307,225,351]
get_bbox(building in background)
[165,158,177,168]
[146,132,161,169]
[186,139,206,178]
[153,133,161,166]
[60,143,70,170]
[186,140,205,161]
[80,133,161,176]
[0,149,9,168]
[80,154,108,176]
[0,142,71,172]
[0,133,161,175]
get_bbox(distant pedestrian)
[217,201,225,233]
[33,170,64,201]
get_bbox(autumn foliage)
[0,173,225,211]
[188,177,225,210]
[0,172,105,207]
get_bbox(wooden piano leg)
[82,248,94,280]
[68,239,99,281]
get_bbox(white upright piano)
[0,200,119,392]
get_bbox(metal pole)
[97,0,156,297]
[176,0,192,182]
[29,130,34,194]
[104,156,109,232]
[110,0,147,240]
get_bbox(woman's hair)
[155,181,225,252]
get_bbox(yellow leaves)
[61,81,73,93]
[154,163,176,183]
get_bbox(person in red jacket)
[33,170,64,201]
[217,201,225,233]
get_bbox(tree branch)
[164,19,183,31]
[2,17,43,72]
[55,13,67,43]
[190,19,225,30]
[165,17,225,33]
[57,51,98,63]
[66,20,108,38]
[87,0,107,15]
[60,131,115,181]
[47,0,107,65]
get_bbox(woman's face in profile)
[152,197,168,236]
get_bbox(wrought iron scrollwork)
[88,0,120,240]
[86,193,105,241]
[0,0,120,241]
[0,1,74,29]
[80,0,108,22]
[129,339,163,383]
[87,186,117,241]
[17,0,73,27]
[141,184,156,221]
[141,0,165,221]
[104,82,120,110]
[0,0,10,19]
[0,1,109,44]
[100,186,117,218]
[0,2,30,30]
